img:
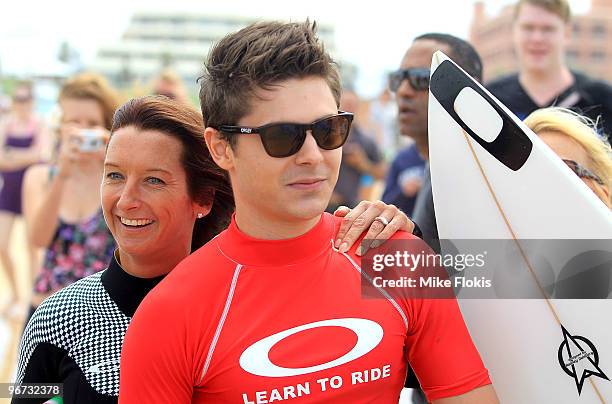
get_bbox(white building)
[92,12,337,87]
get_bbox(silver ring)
[374,216,389,226]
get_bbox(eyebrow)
[104,162,173,176]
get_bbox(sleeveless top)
[33,168,116,294]
[0,118,37,214]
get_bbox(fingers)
[355,205,414,256]
[336,200,387,253]
[334,201,372,249]
[333,205,351,218]
[355,206,398,256]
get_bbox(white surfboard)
[428,51,612,403]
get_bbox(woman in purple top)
[0,82,46,311]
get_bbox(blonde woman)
[524,107,611,208]
[22,73,119,322]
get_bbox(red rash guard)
[119,213,490,403]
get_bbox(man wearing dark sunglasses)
[387,33,485,404]
[120,21,497,404]
[387,33,483,255]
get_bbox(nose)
[116,179,142,212]
[396,77,416,99]
[294,131,325,165]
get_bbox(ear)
[192,187,215,218]
[204,127,235,171]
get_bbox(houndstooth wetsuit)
[13,253,163,404]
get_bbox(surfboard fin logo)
[557,325,609,394]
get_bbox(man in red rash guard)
[119,21,498,404]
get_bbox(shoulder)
[574,72,612,105]
[486,73,518,89]
[23,272,105,351]
[24,163,51,186]
[33,272,104,324]
[486,74,521,99]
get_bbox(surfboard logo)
[557,325,609,394]
[429,60,533,171]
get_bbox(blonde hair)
[514,0,571,22]
[59,72,120,130]
[524,107,612,196]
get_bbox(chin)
[117,240,153,258]
[287,199,328,220]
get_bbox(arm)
[0,118,11,171]
[3,119,47,169]
[343,143,388,180]
[433,385,498,404]
[22,165,64,248]
[405,294,497,403]
[12,307,63,404]
[0,118,46,171]
[22,127,87,248]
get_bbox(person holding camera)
[21,73,119,321]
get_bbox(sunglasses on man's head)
[563,159,605,186]
[388,68,431,92]
[217,112,354,158]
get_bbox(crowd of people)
[0,0,610,403]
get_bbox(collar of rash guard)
[101,251,166,317]
[216,212,339,267]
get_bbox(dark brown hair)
[514,0,571,22]
[198,20,341,147]
[59,72,120,131]
[111,96,235,250]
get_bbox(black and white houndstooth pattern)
[16,271,130,396]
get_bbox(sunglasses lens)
[388,72,402,92]
[563,159,604,185]
[389,69,430,92]
[410,72,430,91]
[313,115,350,150]
[259,124,305,158]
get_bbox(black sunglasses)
[388,68,431,92]
[217,112,354,158]
[563,159,605,185]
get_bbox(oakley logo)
[239,318,383,377]
[87,359,120,374]
[241,128,252,134]
[429,58,533,171]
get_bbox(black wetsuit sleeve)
[11,343,64,404]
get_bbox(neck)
[415,138,429,161]
[117,245,190,279]
[234,203,321,240]
[13,111,32,122]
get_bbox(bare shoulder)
[24,163,52,185]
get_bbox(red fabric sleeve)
[405,296,491,401]
[354,227,492,401]
[118,285,194,403]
